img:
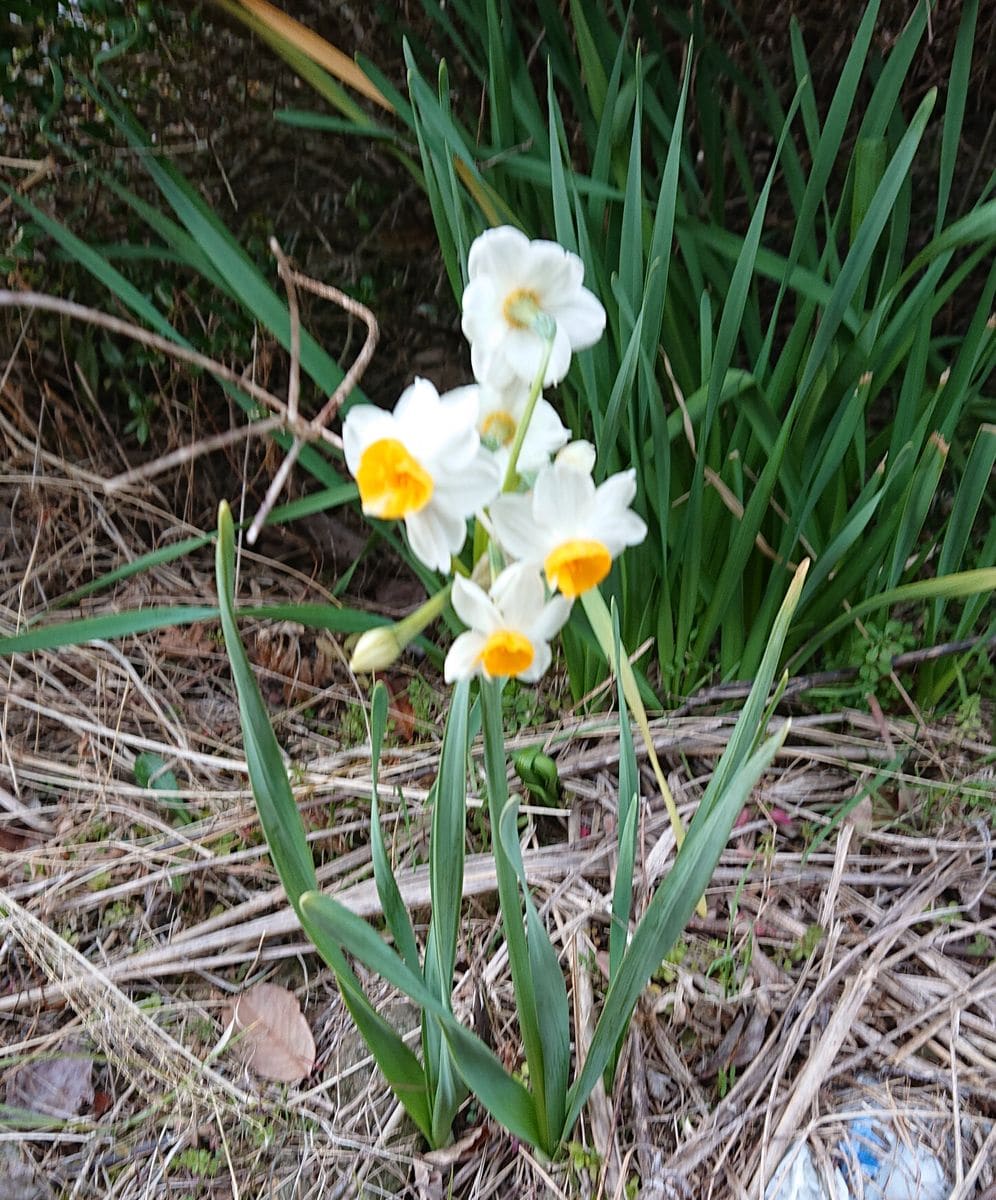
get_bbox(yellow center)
[544,539,612,598]
[502,287,542,329]
[480,409,518,448]
[356,438,434,519]
[478,629,534,678]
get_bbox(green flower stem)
[501,315,556,493]
[388,580,452,642]
[350,581,452,672]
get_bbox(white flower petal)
[543,324,574,385]
[519,241,584,300]
[498,327,546,386]
[470,333,515,389]
[490,493,546,563]
[433,447,502,512]
[516,398,570,474]
[531,594,573,643]
[594,468,637,511]
[462,226,606,389]
[405,504,464,573]
[490,562,545,628]
[594,506,648,554]
[440,383,481,410]
[467,226,531,286]
[393,376,440,424]
[461,277,502,344]
[444,631,486,683]
[535,459,596,527]
[547,287,606,351]
[451,575,502,635]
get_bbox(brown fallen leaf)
[6,1038,94,1119]
[226,983,316,1084]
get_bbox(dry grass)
[2,302,995,1199]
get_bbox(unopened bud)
[555,440,597,473]
[349,626,403,674]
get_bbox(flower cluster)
[343,226,646,683]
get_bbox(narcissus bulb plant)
[343,377,500,573]
[444,563,573,683]
[343,227,645,682]
[490,447,647,598]
[461,226,606,389]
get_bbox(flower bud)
[349,626,403,674]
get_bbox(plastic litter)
[765,1119,949,1200]
[838,1116,948,1200]
[765,1140,847,1200]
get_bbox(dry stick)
[295,272,378,430]
[0,267,371,518]
[245,250,379,543]
[0,291,290,433]
[668,858,964,1181]
[245,238,305,545]
[0,155,56,215]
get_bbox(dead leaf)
[6,1039,94,1119]
[846,795,874,838]
[422,1124,488,1167]
[226,983,316,1084]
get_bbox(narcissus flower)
[490,450,647,598]
[343,378,501,573]
[443,381,569,477]
[461,226,606,389]
[444,563,572,683]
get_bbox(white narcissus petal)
[342,377,500,573]
[434,448,502,512]
[549,289,607,351]
[519,640,552,683]
[544,324,575,386]
[596,507,648,554]
[532,594,573,642]
[491,562,545,628]
[490,493,544,563]
[451,575,501,634]
[593,468,637,512]
[468,226,530,286]
[492,455,647,598]
[405,507,453,574]
[534,459,595,527]
[516,399,570,473]
[444,631,486,683]
[519,241,582,298]
[393,376,438,424]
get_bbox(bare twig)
[1,244,380,539]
